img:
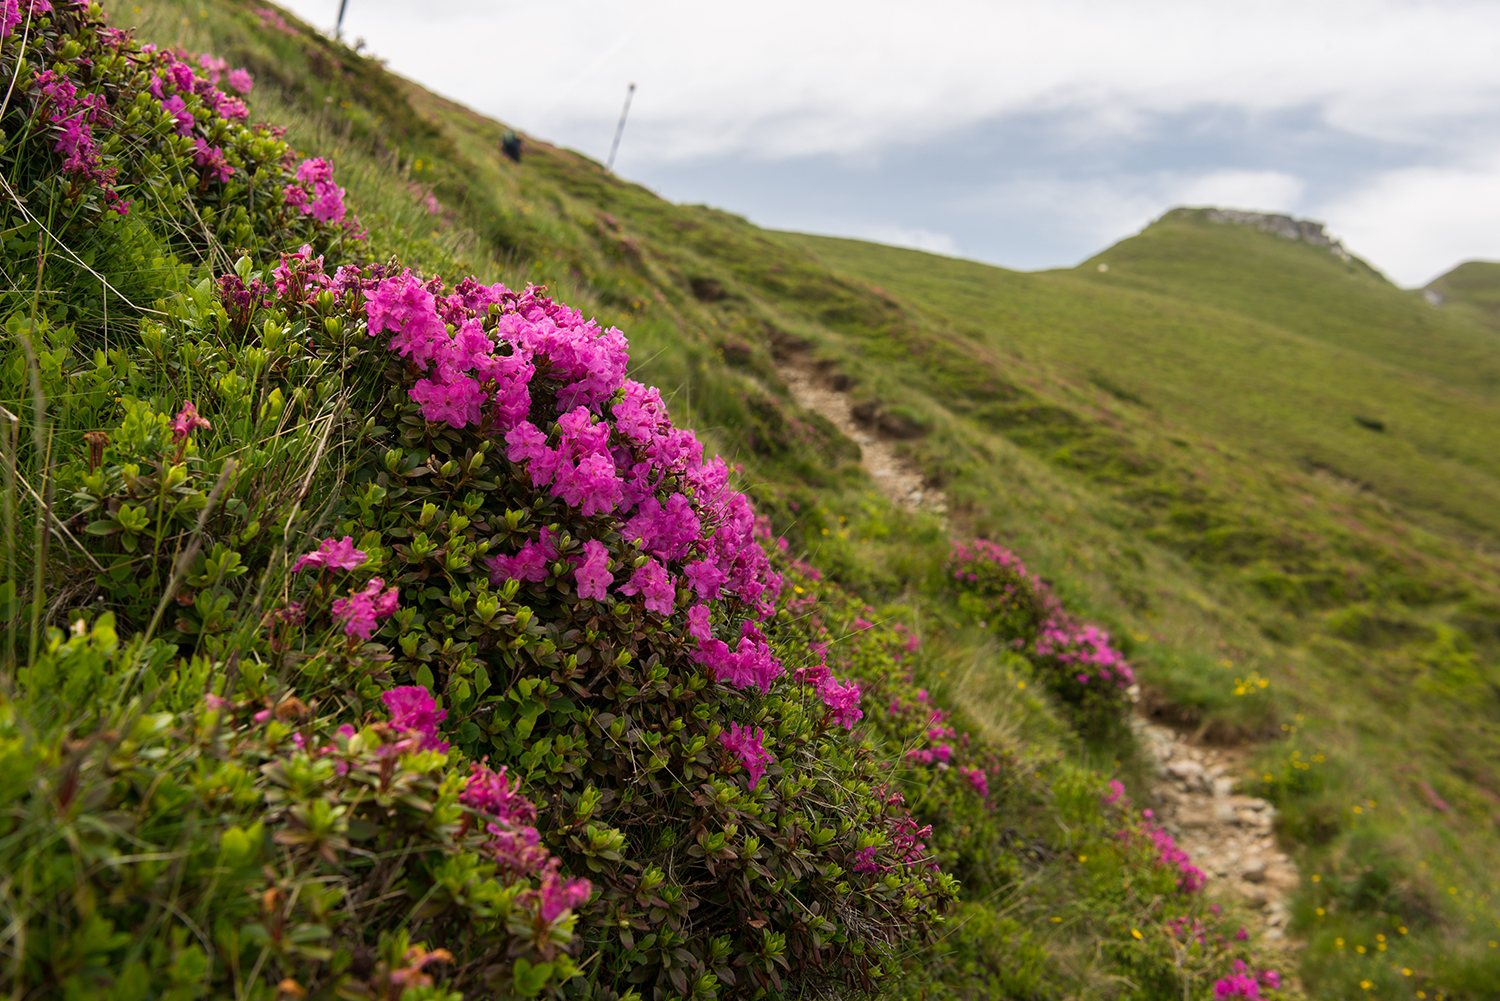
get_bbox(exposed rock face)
[1200,208,1353,262]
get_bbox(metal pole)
[335,0,349,37]
[606,83,635,172]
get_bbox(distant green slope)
[1429,260,1500,333]
[790,226,1500,543]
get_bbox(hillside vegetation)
[4,0,1497,998]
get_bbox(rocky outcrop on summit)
[1199,208,1352,262]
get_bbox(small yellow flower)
[1403,968,1412,976]
[1050,916,1062,923]
[1399,926,1408,934]
[1078,855,1087,863]
[1491,940,1498,948]
[793,586,804,593]
[1131,928,1143,940]
[1017,681,1026,689]
[1360,981,1373,991]
[1312,874,1321,882]
[1377,934,1386,942]
[1356,944,1366,954]
[1336,938,1345,948]
[1316,907,1326,916]
[1378,943,1386,951]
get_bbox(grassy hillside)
[1429,260,1500,334]
[62,1,1500,997]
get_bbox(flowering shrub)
[947,539,1135,734]
[1,618,589,1000]
[28,244,959,997]
[0,1,357,333]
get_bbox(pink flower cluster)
[1148,823,1205,893]
[782,634,863,728]
[253,6,297,35]
[145,46,252,133]
[170,401,210,443]
[720,721,774,790]
[292,535,367,573]
[460,761,552,876]
[1034,619,1135,688]
[1213,961,1280,999]
[0,0,53,41]
[381,685,448,753]
[283,157,347,225]
[460,761,592,920]
[358,269,787,688]
[947,538,1056,609]
[332,578,399,640]
[31,57,128,213]
[960,766,989,797]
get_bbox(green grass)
[93,1,1500,996]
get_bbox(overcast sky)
[277,0,1500,287]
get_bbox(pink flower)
[171,401,211,442]
[282,184,309,211]
[296,157,334,184]
[574,539,613,600]
[1212,973,1259,1000]
[227,67,253,94]
[720,722,773,790]
[961,766,989,797]
[486,535,555,585]
[620,558,674,615]
[533,859,593,923]
[380,685,448,752]
[461,761,536,823]
[161,94,194,135]
[818,675,863,730]
[460,762,549,874]
[331,578,399,640]
[308,183,347,224]
[410,374,487,427]
[293,536,367,572]
[192,138,233,181]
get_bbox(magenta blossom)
[332,577,399,640]
[226,67,253,94]
[819,675,863,730]
[171,401,211,442]
[527,859,594,923]
[574,539,613,600]
[720,722,774,790]
[292,536,367,573]
[381,685,448,752]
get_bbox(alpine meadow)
[2,2,1499,1000]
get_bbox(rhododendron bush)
[947,538,1136,735]
[0,0,356,333]
[16,240,958,998]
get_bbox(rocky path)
[1133,718,1300,945]
[775,353,1296,956]
[776,360,947,514]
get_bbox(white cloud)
[850,226,961,257]
[1315,153,1500,286]
[278,0,1500,163]
[265,0,1500,281]
[1172,171,1305,217]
